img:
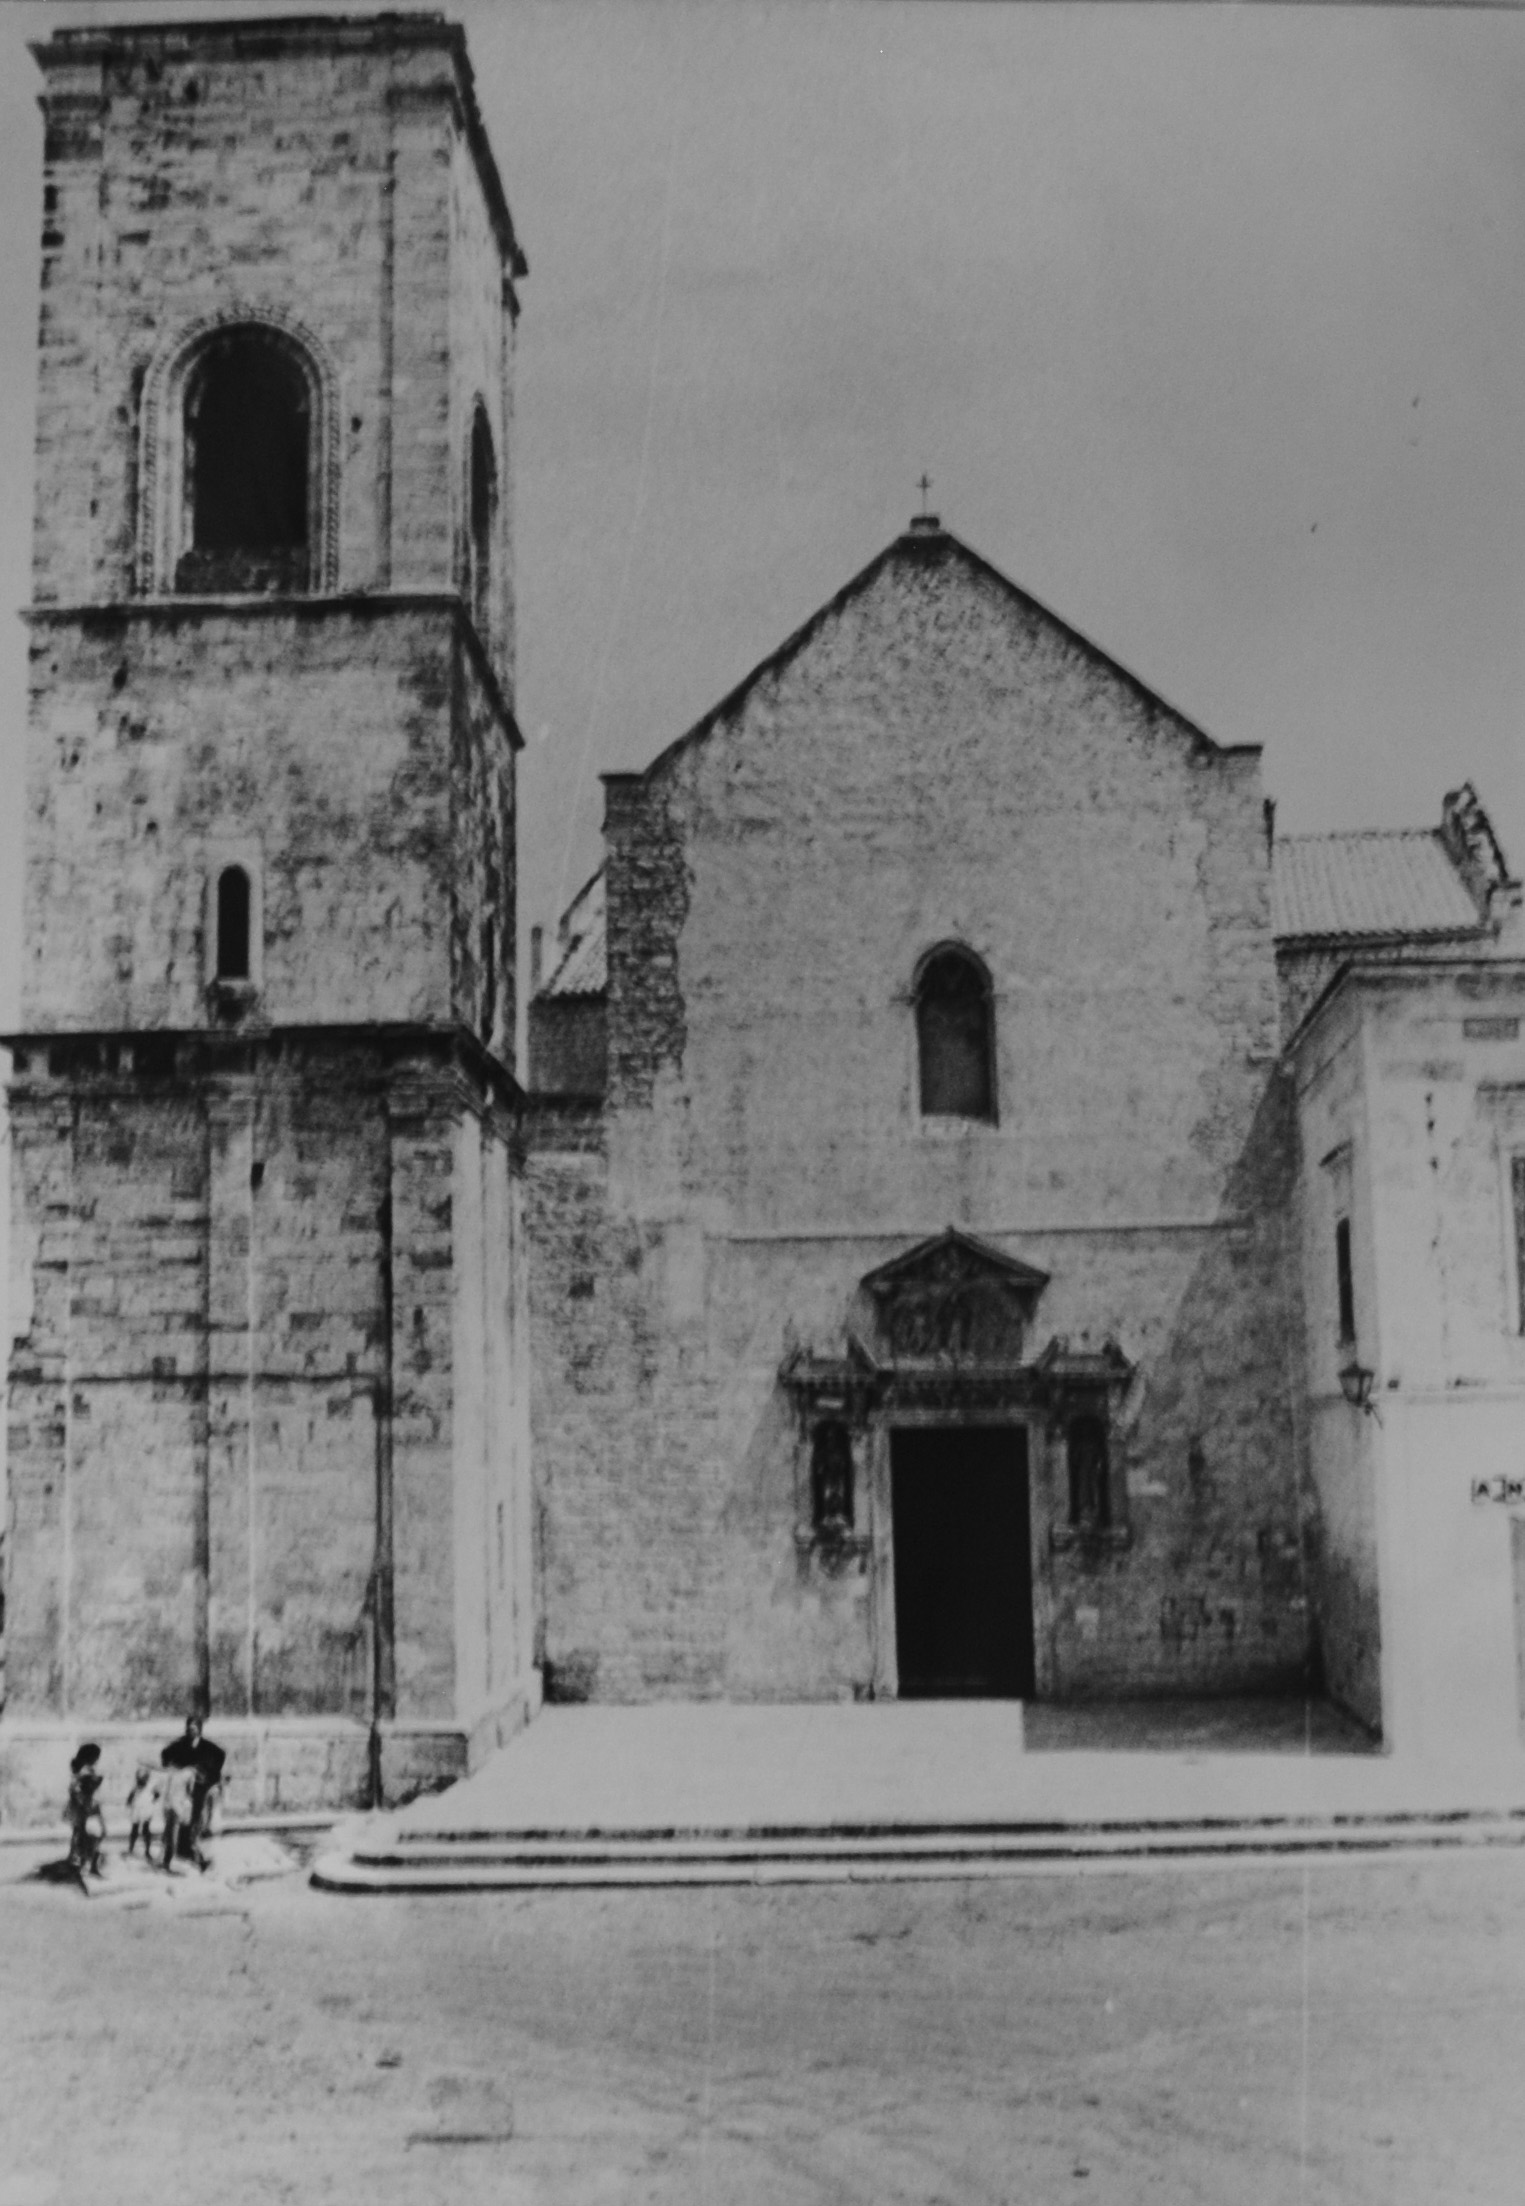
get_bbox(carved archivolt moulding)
[135,301,341,596]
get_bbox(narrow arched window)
[810,1422,854,1534]
[1067,1415,1110,1530]
[915,947,994,1120]
[467,404,497,638]
[179,329,310,593]
[216,866,252,982]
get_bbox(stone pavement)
[312,1701,1525,1890]
[403,1701,1525,1833]
[16,1829,301,1909]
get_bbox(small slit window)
[467,404,497,639]
[1512,1158,1525,1336]
[1335,1215,1356,1346]
[1067,1414,1111,1531]
[179,329,311,594]
[216,866,252,983]
[916,947,994,1120]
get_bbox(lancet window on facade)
[215,865,252,982]
[915,945,995,1121]
[467,402,497,641]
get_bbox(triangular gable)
[861,1226,1049,1298]
[626,520,1244,788]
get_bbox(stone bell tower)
[2,14,537,1816]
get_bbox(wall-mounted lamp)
[1338,1360,1379,1417]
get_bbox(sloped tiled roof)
[1272,831,1483,943]
[539,869,606,998]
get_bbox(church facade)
[526,516,1313,1708]
[6,13,1525,1818]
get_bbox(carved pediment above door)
[859,1228,1049,1366]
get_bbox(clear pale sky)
[0,0,1520,1025]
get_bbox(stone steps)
[311,1808,1525,1892]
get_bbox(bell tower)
[3,14,538,1816]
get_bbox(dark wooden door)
[891,1426,1034,1697]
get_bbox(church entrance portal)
[890,1427,1035,1698]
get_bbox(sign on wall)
[1471,1476,1525,1506]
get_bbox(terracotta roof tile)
[540,870,606,998]
[1272,831,1482,942]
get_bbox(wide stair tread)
[312,1809,1525,1891]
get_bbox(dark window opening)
[1335,1215,1356,1345]
[810,1421,854,1535]
[1513,1159,1525,1336]
[1067,1414,1111,1530]
[216,865,251,982]
[916,947,994,1119]
[179,331,311,593]
[467,405,496,639]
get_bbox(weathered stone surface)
[4,15,533,1811]
[6,1040,532,1748]
[529,527,1312,1705]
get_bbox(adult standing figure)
[160,1714,226,1872]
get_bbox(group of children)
[65,1715,227,1889]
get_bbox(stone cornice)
[23,591,522,750]
[3,1022,526,1121]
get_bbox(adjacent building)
[1276,795,1525,1761]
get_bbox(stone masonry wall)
[530,533,1311,1702]
[22,602,500,1038]
[31,18,516,616]
[527,998,608,1099]
[4,19,533,1815]
[451,644,518,1061]
[5,1035,526,1747]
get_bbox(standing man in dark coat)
[161,1714,226,1870]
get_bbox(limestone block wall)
[529,1152,1306,1703]
[446,114,518,685]
[30,16,520,626]
[22,603,513,1047]
[529,533,1311,1703]
[4,1035,532,1809]
[527,999,607,1098]
[450,645,518,1060]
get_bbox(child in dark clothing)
[67,1744,107,1886]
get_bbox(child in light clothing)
[125,1763,163,1859]
[160,1759,197,1872]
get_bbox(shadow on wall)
[1121,1067,1316,1700]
